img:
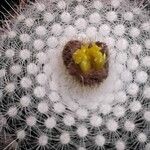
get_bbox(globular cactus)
[0,0,150,149]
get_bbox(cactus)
[0,0,150,149]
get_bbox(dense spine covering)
[0,0,150,149]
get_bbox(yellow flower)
[73,42,106,73]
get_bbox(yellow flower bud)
[73,42,106,73]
